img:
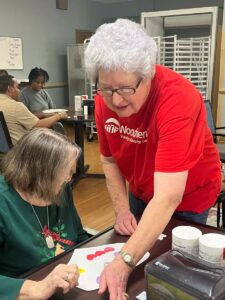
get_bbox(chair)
[204,101,225,229]
[217,191,225,228]
[0,111,13,153]
[204,100,225,162]
[52,122,66,135]
[0,111,13,172]
[83,99,97,142]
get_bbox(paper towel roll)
[74,95,82,112]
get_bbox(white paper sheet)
[136,291,147,300]
[68,243,150,291]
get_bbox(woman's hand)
[98,256,132,300]
[114,210,137,235]
[57,111,68,120]
[18,263,79,300]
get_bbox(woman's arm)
[99,170,188,300]
[120,171,188,262]
[34,112,67,128]
[101,154,137,235]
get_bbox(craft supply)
[172,226,202,256]
[199,233,225,266]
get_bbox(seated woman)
[19,67,55,117]
[0,128,89,299]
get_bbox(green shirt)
[0,175,88,300]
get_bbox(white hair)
[85,18,157,83]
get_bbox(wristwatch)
[119,251,135,268]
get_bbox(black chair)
[0,111,13,153]
[83,99,96,142]
[52,122,66,135]
[0,111,13,172]
[217,191,225,228]
[204,101,225,229]
[204,100,225,162]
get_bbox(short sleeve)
[15,103,38,130]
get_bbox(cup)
[83,105,88,117]
[199,233,225,266]
[172,226,202,256]
[74,95,82,112]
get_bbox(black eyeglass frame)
[95,78,142,97]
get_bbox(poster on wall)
[0,37,23,69]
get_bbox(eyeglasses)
[96,78,142,98]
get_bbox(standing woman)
[19,67,55,116]
[85,19,221,299]
[0,128,88,299]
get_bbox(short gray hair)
[2,128,81,204]
[85,18,157,83]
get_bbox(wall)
[97,0,154,21]
[0,0,107,107]
[97,0,224,23]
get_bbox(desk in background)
[22,218,224,300]
[62,108,104,185]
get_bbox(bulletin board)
[0,37,23,69]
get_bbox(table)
[62,108,104,185]
[22,218,224,300]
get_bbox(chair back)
[52,122,66,135]
[0,111,13,153]
[204,100,216,135]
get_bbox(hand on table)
[57,111,68,119]
[114,210,137,236]
[98,256,132,300]
[18,263,79,300]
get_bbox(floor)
[65,124,115,232]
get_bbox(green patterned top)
[0,175,88,300]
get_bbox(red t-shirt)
[95,65,221,213]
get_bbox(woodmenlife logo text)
[104,118,148,144]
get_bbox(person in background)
[0,128,89,300]
[0,75,67,145]
[0,70,8,76]
[19,67,55,116]
[84,19,221,299]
